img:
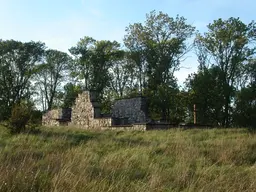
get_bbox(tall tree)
[90,40,123,96]
[0,39,45,120]
[124,10,195,120]
[233,59,256,128]
[194,17,256,127]
[233,84,256,128]
[124,23,147,92]
[69,37,123,100]
[109,54,128,98]
[69,37,96,90]
[185,66,226,125]
[62,83,83,108]
[244,59,256,86]
[35,49,72,111]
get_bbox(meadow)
[0,125,255,192]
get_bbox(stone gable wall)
[70,91,112,129]
[111,97,148,125]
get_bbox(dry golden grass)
[0,126,255,191]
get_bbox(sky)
[0,0,255,85]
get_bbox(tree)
[62,83,83,108]
[124,10,195,120]
[244,59,256,86]
[124,23,147,92]
[0,40,45,120]
[109,52,137,98]
[233,84,256,128]
[194,18,256,127]
[35,49,72,111]
[69,37,123,101]
[233,59,256,128]
[185,66,226,125]
[90,40,123,96]
[69,37,96,90]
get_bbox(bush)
[30,110,42,125]
[9,102,31,134]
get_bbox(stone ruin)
[70,91,112,129]
[112,96,149,125]
[42,91,149,130]
[43,91,206,130]
[42,108,72,126]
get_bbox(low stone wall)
[133,124,147,131]
[73,118,112,130]
[42,109,60,126]
[102,124,146,131]
[92,118,112,128]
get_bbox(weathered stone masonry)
[42,91,160,131]
[112,96,149,125]
[42,108,72,126]
[69,92,112,129]
[42,109,60,126]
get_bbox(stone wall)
[102,124,146,131]
[42,108,72,127]
[112,96,149,125]
[42,109,60,126]
[42,92,153,131]
[70,91,112,129]
[59,108,72,121]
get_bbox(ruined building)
[42,91,149,130]
[112,96,149,125]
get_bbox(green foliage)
[62,83,83,108]
[35,49,72,111]
[0,40,45,120]
[185,66,227,125]
[109,53,133,98]
[8,102,31,133]
[125,11,195,88]
[124,10,195,120]
[233,84,256,128]
[0,13,255,128]
[29,110,43,125]
[69,37,123,101]
[90,40,123,96]
[194,17,256,127]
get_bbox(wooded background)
[0,11,255,128]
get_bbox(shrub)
[9,102,31,133]
[29,110,42,125]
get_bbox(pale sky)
[0,0,255,85]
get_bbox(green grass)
[0,126,255,192]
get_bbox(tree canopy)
[0,12,255,128]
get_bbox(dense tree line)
[0,11,255,128]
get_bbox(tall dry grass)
[0,126,255,191]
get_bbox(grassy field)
[0,126,255,192]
